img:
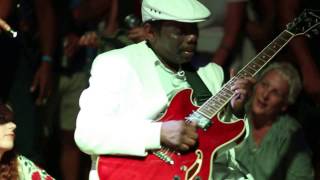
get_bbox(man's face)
[150,21,198,69]
[251,70,289,117]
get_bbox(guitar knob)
[180,165,188,171]
[173,175,181,180]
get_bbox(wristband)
[41,55,53,63]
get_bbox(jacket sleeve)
[74,53,162,156]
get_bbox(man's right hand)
[160,120,198,152]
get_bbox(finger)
[179,143,190,152]
[78,36,87,46]
[30,75,39,93]
[128,33,139,39]
[245,76,257,84]
[229,68,236,78]
[36,84,46,106]
[186,130,198,140]
[234,88,247,97]
[0,19,11,31]
[182,136,197,147]
[186,120,197,127]
[230,78,250,91]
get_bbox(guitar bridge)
[153,151,174,165]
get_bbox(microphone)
[5,29,18,38]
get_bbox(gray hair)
[258,62,302,105]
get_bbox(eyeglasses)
[0,104,14,124]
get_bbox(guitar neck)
[197,30,295,119]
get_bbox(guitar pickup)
[186,111,212,130]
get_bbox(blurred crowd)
[0,0,319,179]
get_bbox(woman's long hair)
[0,149,19,180]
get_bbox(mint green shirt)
[155,60,191,101]
[235,115,314,180]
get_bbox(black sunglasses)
[0,104,14,124]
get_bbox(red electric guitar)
[97,9,320,180]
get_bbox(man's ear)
[143,23,156,41]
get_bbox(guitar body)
[98,89,245,180]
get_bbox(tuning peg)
[286,22,294,29]
[305,33,312,38]
[312,29,320,35]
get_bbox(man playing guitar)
[74,0,254,179]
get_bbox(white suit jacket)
[74,41,224,157]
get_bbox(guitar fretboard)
[197,30,294,119]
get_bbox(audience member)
[245,0,320,177]
[0,102,54,180]
[48,0,123,176]
[44,0,118,179]
[0,0,56,166]
[235,62,314,179]
[79,0,147,52]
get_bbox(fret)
[253,57,266,66]
[207,98,221,108]
[219,89,231,96]
[209,98,223,107]
[272,42,282,50]
[258,53,270,61]
[216,94,228,101]
[251,61,263,69]
[239,70,253,78]
[268,42,281,51]
[242,66,255,75]
[264,48,275,57]
[240,71,252,77]
[217,98,226,106]
[273,38,286,47]
[202,105,217,113]
[198,108,212,117]
[266,46,276,54]
[199,105,217,116]
[222,88,233,96]
[275,37,287,46]
[223,83,233,92]
[230,76,239,83]
[202,100,219,111]
[199,104,213,113]
[248,62,260,71]
[281,30,293,40]
[266,35,290,55]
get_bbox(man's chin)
[179,56,193,64]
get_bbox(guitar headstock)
[286,9,320,37]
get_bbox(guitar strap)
[182,63,212,106]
